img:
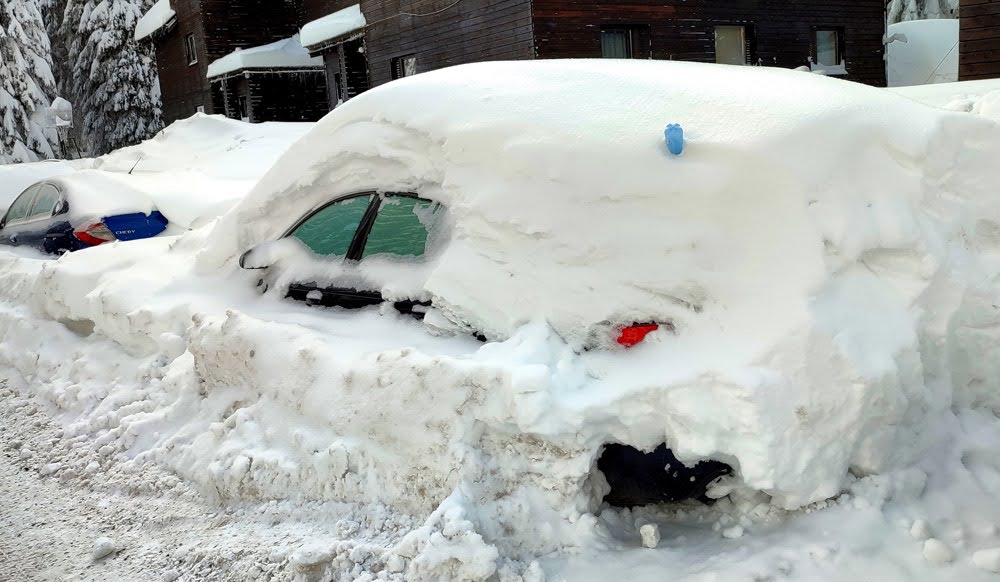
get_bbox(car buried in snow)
[0,170,170,254]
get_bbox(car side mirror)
[239,247,269,269]
[53,200,68,216]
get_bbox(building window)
[391,55,417,80]
[196,105,205,113]
[813,28,844,67]
[601,29,633,59]
[184,34,198,66]
[715,26,748,65]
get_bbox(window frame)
[600,25,650,59]
[282,191,440,262]
[390,54,418,80]
[27,183,61,220]
[714,25,750,66]
[184,33,198,66]
[3,184,43,227]
[812,27,846,71]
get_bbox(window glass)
[29,184,59,219]
[816,30,839,66]
[5,185,39,223]
[601,30,632,59]
[715,26,747,65]
[289,194,372,257]
[362,196,443,260]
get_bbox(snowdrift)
[887,19,959,87]
[2,61,1000,579]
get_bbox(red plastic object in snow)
[616,323,660,348]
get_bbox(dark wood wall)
[960,0,1000,80]
[218,72,330,122]
[302,0,535,89]
[200,0,304,57]
[531,0,887,86]
[153,0,213,124]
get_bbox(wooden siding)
[960,0,1000,80]
[152,0,213,124]
[216,72,330,123]
[200,0,303,59]
[304,0,358,23]
[363,0,535,87]
[532,0,887,86]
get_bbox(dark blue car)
[0,178,169,255]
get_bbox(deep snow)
[2,62,1000,581]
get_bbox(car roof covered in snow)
[206,59,1000,351]
[49,170,158,224]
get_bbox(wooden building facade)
[960,0,1000,80]
[142,0,888,125]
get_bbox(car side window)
[4,185,40,223]
[289,194,373,257]
[362,196,444,260]
[28,185,59,220]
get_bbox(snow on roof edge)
[135,0,176,42]
[206,34,324,79]
[300,4,366,48]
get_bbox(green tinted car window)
[362,196,443,259]
[290,194,372,257]
[5,185,40,223]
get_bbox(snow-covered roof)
[134,0,175,42]
[886,19,959,87]
[300,4,366,49]
[206,35,323,79]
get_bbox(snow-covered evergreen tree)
[63,0,162,156]
[0,0,59,163]
[888,0,960,24]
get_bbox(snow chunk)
[722,525,745,539]
[206,35,322,79]
[134,0,175,42]
[922,538,954,563]
[300,4,366,48]
[639,524,660,548]
[92,537,117,560]
[887,19,958,87]
[974,548,1000,572]
[910,519,931,541]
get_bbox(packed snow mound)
[90,113,311,179]
[887,19,959,87]
[206,35,322,79]
[134,0,175,41]
[3,60,1000,579]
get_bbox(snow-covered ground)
[3,62,1000,581]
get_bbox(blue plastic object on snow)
[102,211,169,241]
[664,123,684,156]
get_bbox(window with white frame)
[184,34,198,66]
[814,28,843,68]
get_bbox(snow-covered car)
[0,171,170,254]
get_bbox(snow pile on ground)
[206,35,322,79]
[887,19,959,87]
[3,61,1000,580]
[300,4,366,48]
[134,0,175,41]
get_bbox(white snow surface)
[206,35,322,79]
[134,0,177,41]
[133,0,175,42]
[300,3,366,48]
[887,19,959,87]
[3,61,1000,580]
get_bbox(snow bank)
[300,4,366,48]
[206,35,322,79]
[134,0,175,42]
[3,60,1000,579]
[887,19,959,87]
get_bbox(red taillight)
[617,323,660,348]
[74,223,116,247]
